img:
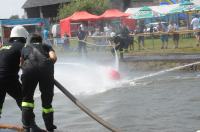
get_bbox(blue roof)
[0,18,48,27]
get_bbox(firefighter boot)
[0,108,2,118]
[23,126,30,132]
[43,112,57,132]
[30,120,46,132]
[22,107,34,130]
[22,107,44,132]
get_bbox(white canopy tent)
[125,4,179,16]
[192,0,200,5]
[125,0,200,16]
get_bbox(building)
[22,0,180,20]
[22,0,70,20]
[22,0,163,19]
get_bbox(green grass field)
[55,35,200,56]
[128,35,200,55]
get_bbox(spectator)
[104,24,112,37]
[191,15,200,46]
[77,26,87,56]
[168,21,179,48]
[92,28,103,51]
[62,33,70,51]
[51,24,60,46]
[150,24,154,33]
[157,21,168,49]
[43,28,49,43]
[136,20,146,50]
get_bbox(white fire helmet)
[10,25,29,38]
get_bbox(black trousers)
[21,66,56,130]
[21,68,54,108]
[78,41,87,56]
[0,78,22,111]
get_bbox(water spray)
[128,61,200,84]
[108,40,119,70]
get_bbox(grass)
[127,36,200,55]
[53,35,200,70]
[54,35,200,56]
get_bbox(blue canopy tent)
[0,18,49,44]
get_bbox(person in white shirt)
[191,15,199,30]
[191,15,200,46]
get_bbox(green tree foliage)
[9,15,19,19]
[57,0,110,19]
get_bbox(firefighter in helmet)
[0,25,28,118]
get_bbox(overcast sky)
[0,0,26,19]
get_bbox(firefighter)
[20,34,57,132]
[119,24,130,53]
[0,25,28,118]
[112,24,130,61]
[110,34,123,57]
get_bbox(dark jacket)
[0,41,24,80]
[21,43,54,73]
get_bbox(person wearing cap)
[20,34,57,132]
[0,25,28,118]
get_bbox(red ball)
[107,68,121,80]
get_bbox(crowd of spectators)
[40,14,200,53]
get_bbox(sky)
[0,0,27,19]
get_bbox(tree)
[9,15,19,19]
[57,0,110,19]
[122,0,131,11]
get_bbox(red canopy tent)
[99,9,135,31]
[69,11,100,21]
[60,18,71,37]
[99,9,130,19]
[121,18,136,31]
[60,11,99,37]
